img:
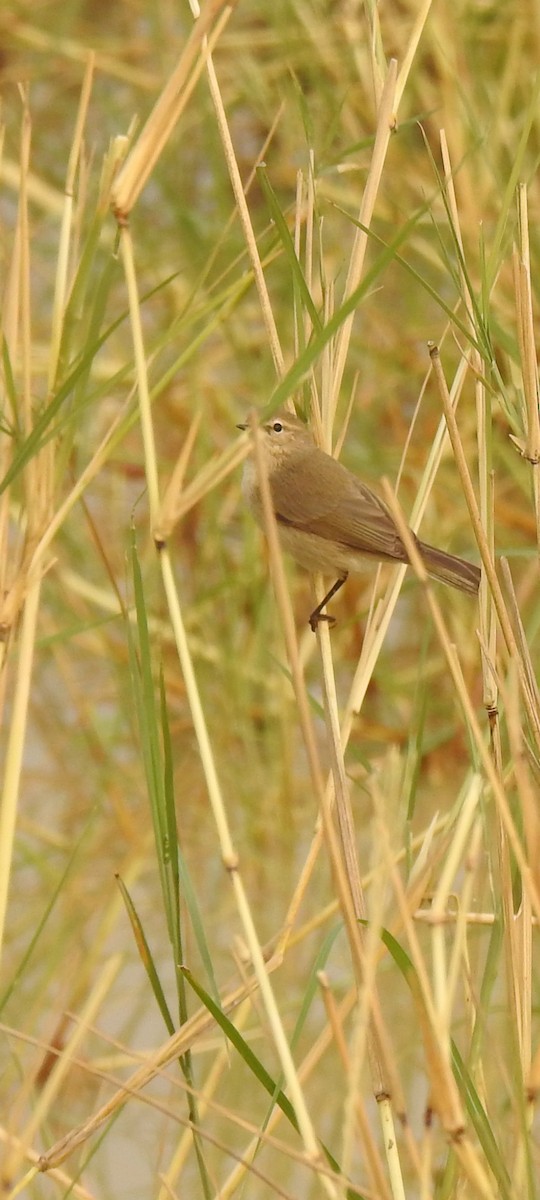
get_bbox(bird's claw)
[309,611,337,633]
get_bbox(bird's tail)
[419,541,480,595]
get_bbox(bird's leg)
[308,574,348,632]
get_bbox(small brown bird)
[238,411,480,630]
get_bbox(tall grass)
[1,2,540,1197]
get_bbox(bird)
[237,410,480,631]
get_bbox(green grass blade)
[116,873,175,1035]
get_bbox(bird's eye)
[272,421,283,433]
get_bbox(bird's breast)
[241,459,262,517]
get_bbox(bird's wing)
[272,449,408,561]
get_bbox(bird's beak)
[236,422,248,431]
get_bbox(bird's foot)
[308,610,337,633]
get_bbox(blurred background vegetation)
[1,1,539,1197]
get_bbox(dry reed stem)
[38,965,277,1171]
[440,128,497,712]
[213,989,362,1200]
[493,662,534,1083]
[0,585,41,958]
[360,0,387,105]
[338,820,403,1200]
[0,1128,94,1200]
[429,778,483,1027]
[342,352,469,723]
[25,391,135,579]
[154,408,202,542]
[118,226,160,520]
[501,618,540,910]
[6,1012,350,1199]
[10,20,159,87]
[156,997,253,1200]
[315,612,406,1196]
[37,982,364,1196]
[516,185,540,468]
[163,543,336,1193]
[0,157,65,217]
[18,89,32,442]
[515,186,540,577]
[371,787,498,1200]
[161,436,250,528]
[371,781,464,1134]
[0,95,44,963]
[202,28,285,377]
[47,53,95,390]
[315,613,365,922]
[4,956,122,1187]
[394,0,434,110]
[444,817,484,1032]
[380,474,540,929]
[312,602,407,1196]
[429,341,540,750]
[111,0,234,218]
[331,59,397,417]
[499,557,540,735]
